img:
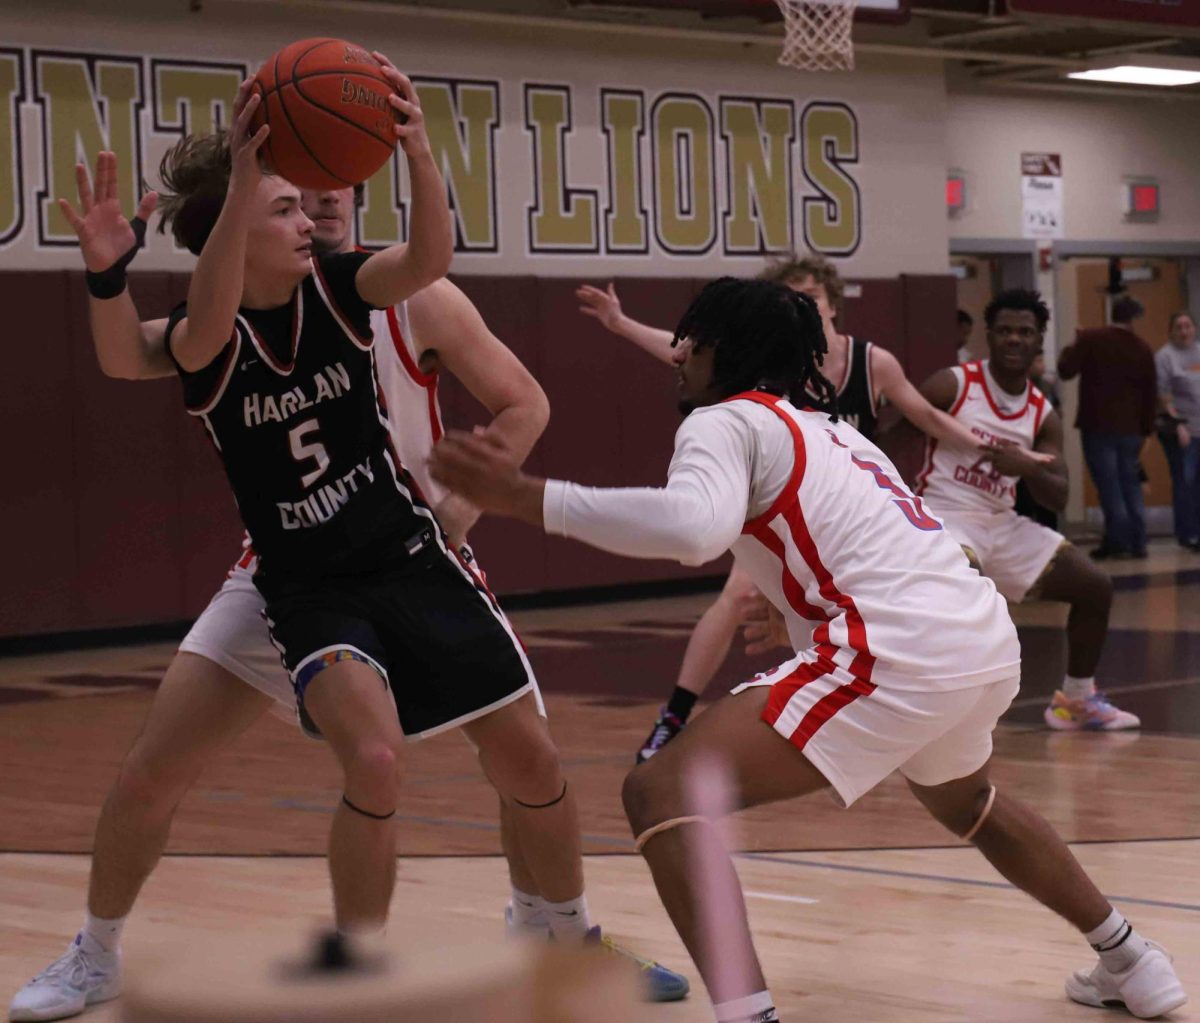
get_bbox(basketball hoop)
[774,0,858,72]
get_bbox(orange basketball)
[249,38,398,190]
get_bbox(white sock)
[1086,909,1150,973]
[508,886,546,929]
[543,893,592,942]
[714,990,779,1023]
[78,912,125,955]
[1063,675,1096,700]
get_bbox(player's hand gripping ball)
[248,38,402,190]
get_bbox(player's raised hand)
[576,283,624,333]
[228,77,269,193]
[58,151,157,273]
[371,53,430,160]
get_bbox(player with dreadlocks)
[578,256,995,765]
[430,275,1186,1023]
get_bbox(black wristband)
[84,214,148,300]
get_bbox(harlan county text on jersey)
[243,362,352,428]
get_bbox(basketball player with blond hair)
[577,253,1000,763]
[433,276,1186,1023]
[10,67,687,1022]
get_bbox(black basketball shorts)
[260,542,538,740]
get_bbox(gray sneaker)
[8,937,121,1022]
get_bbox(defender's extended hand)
[576,282,624,334]
[982,443,1056,476]
[429,430,546,526]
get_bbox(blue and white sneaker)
[9,936,121,1021]
[585,926,690,1002]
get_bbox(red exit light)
[947,176,965,211]
[1133,184,1159,213]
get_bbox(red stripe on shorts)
[791,678,878,750]
[763,656,836,728]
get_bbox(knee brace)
[634,815,711,853]
[961,784,997,842]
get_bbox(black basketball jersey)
[802,336,880,439]
[166,252,430,582]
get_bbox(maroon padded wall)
[0,269,955,639]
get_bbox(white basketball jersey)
[915,360,1049,515]
[369,303,447,508]
[232,302,446,573]
[728,392,1018,691]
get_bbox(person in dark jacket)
[1058,295,1157,559]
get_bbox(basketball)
[249,37,398,190]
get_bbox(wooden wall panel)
[0,273,80,634]
[0,269,955,638]
[66,272,185,626]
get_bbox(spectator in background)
[957,308,974,363]
[1058,294,1157,560]
[1155,310,1200,551]
[1015,347,1061,530]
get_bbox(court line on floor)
[738,852,1200,913]
[745,889,819,906]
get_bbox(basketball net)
[774,0,858,72]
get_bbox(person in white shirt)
[431,277,1185,1023]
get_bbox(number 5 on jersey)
[289,419,330,487]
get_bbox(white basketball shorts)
[937,507,1066,602]
[733,654,1020,807]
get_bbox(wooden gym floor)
[2,540,1198,1020]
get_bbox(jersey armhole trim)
[184,331,242,416]
[863,340,879,414]
[948,365,971,416]
[310,256,373,351]
[387,305,437,387]
[723,391,807,535]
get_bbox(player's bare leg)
[637,568,759,763]
[302,661,407,933]
[10,654,272,1022]
[89,653,273,918]
[624,687,830,1012]
[463,696,583,905]
[1035,545,1138,730]
[909,764,1111,928]
[910,765,1186,1017]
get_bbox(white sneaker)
[1066,943,1187,1019]
[8,938,121,1022]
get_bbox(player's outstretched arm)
[173,78,268,372]
[575,283,676,365]
[408,278,550,543]
[58,152,173,380]
[355,58,452,309]
[872,348,984,453]
[985,408,1069,512]
[431,411,750,566]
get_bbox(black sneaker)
[636,708,685,764]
